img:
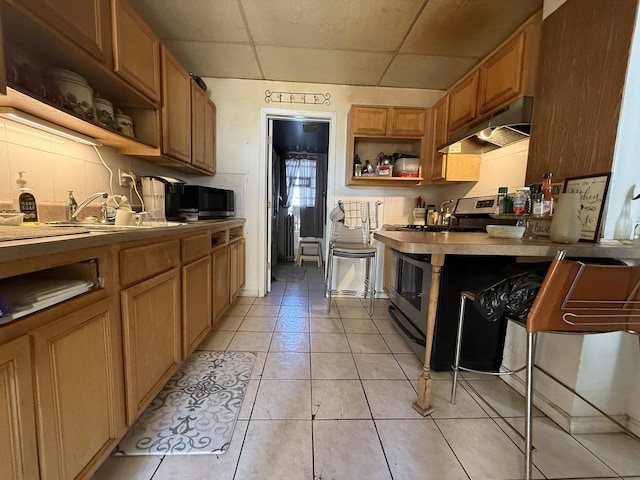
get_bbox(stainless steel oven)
[387,250,431,361]
[387,246,517,371]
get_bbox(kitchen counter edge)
[0,219,246,263]
[374,230,640,259]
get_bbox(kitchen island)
[374,229,640,416]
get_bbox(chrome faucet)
[71,192,109,222]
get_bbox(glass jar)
[531,193,544,215]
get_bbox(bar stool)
[450,291,530,404]
[297,241,323,267]
[453,251,640,480]
[325,202,376,315]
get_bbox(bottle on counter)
[12,171,39,224]
[531,193,544,216]
[541,172,554,215]
[512,188,528,215]
[496,186,508,214]
[65,190,78,220]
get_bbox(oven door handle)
[388,304,426,347]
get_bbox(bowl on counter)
[486,225,525,239]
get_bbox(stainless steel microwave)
[180,186,235,219]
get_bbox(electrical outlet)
[118,169,133,188]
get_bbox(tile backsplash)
[0,118,185,216]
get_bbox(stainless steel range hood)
[438,96,533,154]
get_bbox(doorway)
[269,118,329,288]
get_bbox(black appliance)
[140,176,186,221]
[387,195,523,371]
[181,185,235,219]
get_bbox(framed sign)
[563,173,611,242]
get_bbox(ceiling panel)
[401,0,542,57]
[257,46,392,86]
[126,0,543,90]
[128,0,248,42]
[381,54,479,90]
[241,0,424,51]
[165,42,262,79]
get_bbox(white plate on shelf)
[486,225,526,239]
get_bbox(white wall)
[190,78,444,296]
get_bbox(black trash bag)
[473,271,545,323]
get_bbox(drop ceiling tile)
[380,54,479,90]
[164,41,262,79]
[257,46,392,86]
[242,0,423,51]
[401,0,542,57]
[128,0,249,42]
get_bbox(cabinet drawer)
[181,232,211,263]
[120,240,180,285]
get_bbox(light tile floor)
[93,265,640,480]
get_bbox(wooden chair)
[522,250,640,479]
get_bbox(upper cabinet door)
[350,106,388,135]
[111,0,161,103]
[16,0,112,66]
[205,98,217,174]
[448,70,478,132]
[477,33,525,116]
[190,81,208,171]
[390,107,426,136]
[429,95,449,183]
[162,47,191,163]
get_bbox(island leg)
[412,253,445,416]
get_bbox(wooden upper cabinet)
[162,47,191,163]
[205,98,217,174]
[351,106,425,137]
[525,0,635,184]
[446,12,540,133]
[16,0,112,66]
[428,95,449,183]
[390,107,426,136]
[350,106,388,135]
[111,0,161,103]
[191,81,207,171]
[477,33,525,115]
[190,81,216,173]
[448,70,478,132]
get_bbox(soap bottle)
[13,171,39,223]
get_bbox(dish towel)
[342,201,362,229]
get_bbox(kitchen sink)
[46,221,185,231]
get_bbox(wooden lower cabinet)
[212,246,230,320]
[121,268,181,423]
[0,335,39,480]
[182,255,212,358]
[32,299,125,480]
[229,238,245,303]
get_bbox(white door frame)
[258,107,337,297]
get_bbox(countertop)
[0,219,245,263]
[374,230,640,259]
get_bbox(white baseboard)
[501,371,631,435]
